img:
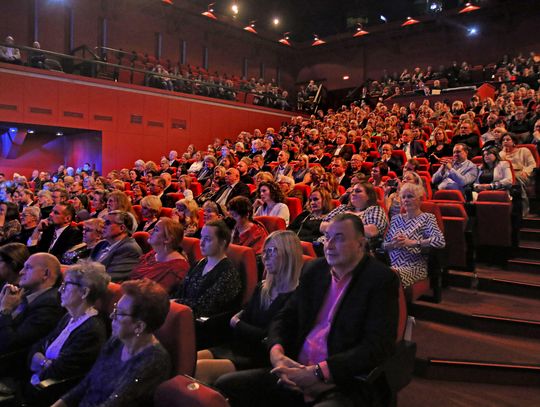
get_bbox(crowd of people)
[361,51,540,101]
[0,49,539,405]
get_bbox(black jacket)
[34,225,83,261]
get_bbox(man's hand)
[0,285,23,314]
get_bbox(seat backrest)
[181,237,203,266]
[285,197,303,222]
[160,207,174,218]
[133,205,144,223]
[254,216,286,233]
[420,201,444,232]
[471,156,483,165]
[437,202,468,219]
[476,190,510,202]
[300,241,317,257]
[432,190,465,203]
[155,302,196,376]
[133,231,152,253]
[191,182,203,197]
[392,270,407,342]
[226,244,258,305]
[95,282,123,317]
[392,150,407,164]
[167,192,185,203]
[293,184,311,202]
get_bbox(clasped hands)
[269,347,334,397]
[389,233,416,249]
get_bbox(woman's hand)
[253,199,264,210]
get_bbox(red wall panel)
[0,66,290,175]
[0,70,25,122]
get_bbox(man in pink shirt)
[216,213,399,407]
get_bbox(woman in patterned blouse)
[320,182,388,250]
[383,183,445,287]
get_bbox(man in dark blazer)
[0,253,64,359]
[395,129,425,159]
[212,168,251,210]
[261,138,278,164]
[148,176,175,208]
[376,144,403,175]
[216,214,399,406]
[328,131,354,161]
[310,145,331,168]
[30,203,82,261]
[91,210,142,282]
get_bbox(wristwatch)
[313,363,327,383]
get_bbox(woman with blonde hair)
[172,198,200,237]
[131,217,190,294]
[195,230,303,384]
[137,195,162,232]
[107,190,138,233]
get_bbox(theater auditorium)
[0,0,539,406]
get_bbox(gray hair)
[66,260,111,304]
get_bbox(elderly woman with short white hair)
[383,183,445,287]
[26,261,110,403]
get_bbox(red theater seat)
[474,191,512,247]
[293,183,311,203]
[133,231,152,253]
[181,237,203,266]
[167,192,184,202]
[285,197,302,222]
[225,244,258,305]
[437,202,469,269]
[254,216,286,233]
[300,241,317,257]
[432,190,465,204]
[160,207,173,218]
[155,302,196,376]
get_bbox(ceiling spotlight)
[467,26,479,36]
[427,0,443,13]
[460,2,480,13]
[354,24,369,37]
[343,75,350,80]
[202,3,217,20]
[56,131,63,136]
[402,16,420,26]
[312,34,325,46]
[8,128,17,133]
[273,18,280,26]
[161,0,173,5]
[231,3,239,15]
[279,32,291,46]
[380,15,387,23]
[27,129,35,134]
[244,21,257,34]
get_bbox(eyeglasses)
[262,247,278,258]
[59,280,83,291]
[104,220,123,226]
[111,303,134,319]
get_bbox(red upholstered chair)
[517,144,540,167]
[437,202,469,269]
[293,184,311,203]
[155,375,230,407]
[285,197,302,222]
[432,190,465,204]
[160,207,174,218]
[361,162,374,173]
[95,282,123,317]
[225,244,258,306]
[247,184,256,193]
[155,302,196,376]
[170,182,180,191]
[359,269,416,405]
[331,199,341,209]
[191,182,203,197]
[337,185,346,195]
[369,151,381,160]
[392,150,407,165]
[181,237,203,266]
[254,216,286,233]
[300,241,317,257]
[416,157,430,172]
[124,182,131,191]
[371,136,382,146]
[474,191,512,247]
[387,171,397,179]
[420,176,433,200]
[471,156,483,166]
[345,143,357,153]
[167,192,184,203]
[133,231,152,253]
[133,205,144,223]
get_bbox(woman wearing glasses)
[26,261,110,405]
[53,278,171,407]
[195,231,302,385]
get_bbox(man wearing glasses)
[90,211,142,282]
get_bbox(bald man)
[212,168,251,209]
[0,253,64,357]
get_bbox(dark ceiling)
[194,0,467,41]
